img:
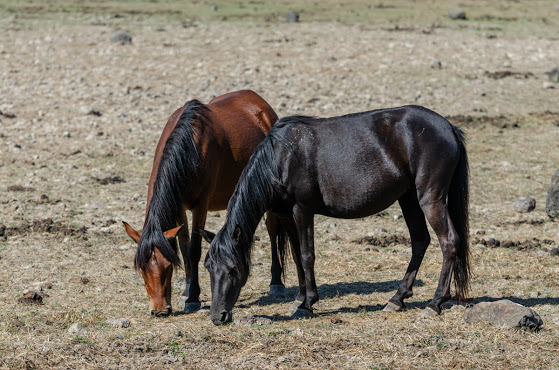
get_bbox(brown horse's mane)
[135,100,211,270]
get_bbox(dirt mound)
[353,235,409,247]
[473,237,555,251]
[4,218,88,237]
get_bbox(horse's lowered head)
[123,221,183,317]
[201,226,249,325]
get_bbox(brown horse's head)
[123,221,183,317]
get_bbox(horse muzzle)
[211,310,232,325]
[150,306,172,317]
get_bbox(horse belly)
[318,174,409,219]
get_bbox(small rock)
[464,300,543,329]
[546,169,559,220]
[551,247,559,256]
[330,315,343,324]
[285,11,299,23]
[84,107,102,116]
[543,81,556,89]
[513,197,536,213]
[110,31,132,45]
[210,4,218,11]
[69,276,90,284]
[68,323,87,335]
[1,111,17,119]
[430,59,442,69]
[0,225,5,237]
[549,67,559,83]
[106,318,131,328]
[114,334,124,340]
[448,8,466,20]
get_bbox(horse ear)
[232,224,242,243]
[164,224,184,240]
[200,229,216,243]
[123,221,141,244]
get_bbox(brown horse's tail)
[448,125,470,301]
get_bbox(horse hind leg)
[279,216,306,313]
[265,213,287,298]
[420,199,459,316]
[384,193,430,312]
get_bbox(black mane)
[135,100,211,270]
[207,130,283,277]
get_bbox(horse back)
[272,106,461,217]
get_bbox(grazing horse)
[123,90,288,317]
[203,105,470,325]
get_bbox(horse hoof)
[420,306,439,318]
[291,308,314,320]
[288,300,304,314]
[382,301,402,312]
[183,302,201,314]
[268,285,287,298]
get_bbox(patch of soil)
[94,176,126,185]
[7,185,35,192]
[484,70,535,79]
[353,235,409,247]
[447,114,521,128]
[5,218,88,237]
[473,237,555,250]
[17,291,45,305]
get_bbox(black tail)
[448,125,470,301]
[276,218,290,277]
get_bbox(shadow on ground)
[253,279,425,306]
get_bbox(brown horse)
[123,90,287,316]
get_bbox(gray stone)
[68,322,87,335]
[110,31,132,45]
[548,67,559,83]
[105,318,131,328]
[430,59,442,69]
[210,4,218,11]
[551,247,559,256]
[546,169,559,220]
[286,11,300,23]
[513,197,536,213]
[464,300,543,329]
[448,8,466,20]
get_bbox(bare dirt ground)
[1,1,559,368]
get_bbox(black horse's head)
[202,226,248,325]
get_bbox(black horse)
[203,105,470,325]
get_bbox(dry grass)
[1,1,559,368]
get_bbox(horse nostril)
[220,311,232,324]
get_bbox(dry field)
[1,1,559,368]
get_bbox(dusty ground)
[1,1,559,368]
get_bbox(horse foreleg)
[177,211,192,310]
[183,206,208,313]
[384,194,430,312]
[265,213,286,297]
[292,205,317,318]
[421,200,459,315]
